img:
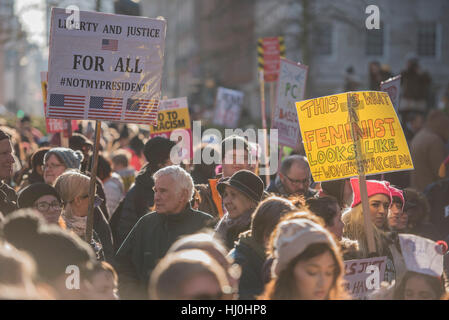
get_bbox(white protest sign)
[213,87,244,128]
[399,234,444,278]
[47,8,166,124]
[272,58,308,148]
[380,75,401,112]
[343,256,387,299]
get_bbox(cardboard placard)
[272,58,308,148]
[47,8,166,124]
[213,87,244,128]
[149,97,192,161]
[295,91,414,182]
[380,75,401,112]
[343,256,387,299]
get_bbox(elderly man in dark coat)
[114,165,213,299]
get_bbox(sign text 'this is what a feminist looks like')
[296,91,414,182]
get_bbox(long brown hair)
[259,242,347,300]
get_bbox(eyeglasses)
[34,200,62,212]
[42,163,65,170]
[285,175,310,185]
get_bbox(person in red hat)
[386,185,407,232]
[342,178,393,258]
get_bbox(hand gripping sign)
[295,91,414,182]
[46,8,166,125]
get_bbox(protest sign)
[343,256,387,299]
[46,8,166,124]
[257,37,285,82]
[213,87,244,128]
[295,91,414,182]
[41,72,64,133]
[150,97,192,161]
[399,234,444,278]
[272,58,308,148]
[380,75,401,112]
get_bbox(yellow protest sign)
[150,107,191,134]
[295,91,413,182]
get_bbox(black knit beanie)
[18,183,61,209]
[143,136,176,167]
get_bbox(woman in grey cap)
[42,147,83,185]
[215,170,264,250]
[260,218,347,300]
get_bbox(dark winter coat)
[114,205,213,299]
[93,207,114,262]
[0,182,18,216]
[424,178,449,240]
[215,209,253,250]
[229,231,266,300]
[116,164,155,247]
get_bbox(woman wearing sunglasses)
[54,170,106,261]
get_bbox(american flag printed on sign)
[125,98,159,124]
[47,94,85,119]
[102,39,118,51]
[88,96,123,121]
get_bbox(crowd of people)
[0,102,449,301]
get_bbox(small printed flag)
[125,98,159,124]
[102,39,118,51]
[88,96,123,121]
[47,94,86,119]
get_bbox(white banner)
[47,8,166,124]
[213,87,244,128]
[272,58,308,148]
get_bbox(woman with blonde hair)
[260,218,347,300]
[342,178,406,283]
[54,170,111,260]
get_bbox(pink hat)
[350,178,392,208]
[386,183,404,210]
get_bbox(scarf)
[62,211,87,238]
[215,209,253,248]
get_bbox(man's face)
[221,149,255,178]
[279,163,311,195]
[154,175,188,214]
[0,139,15,180]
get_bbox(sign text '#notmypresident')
[57,19,161,38]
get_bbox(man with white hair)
[114,165,213,299]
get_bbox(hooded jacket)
[229,230,266,300]
[114,205,213,299]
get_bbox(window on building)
[314,23,333,55]
[417,22,437,57]
[366,23,384,56]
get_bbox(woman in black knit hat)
[215,170,264,249]
[18,182,62,225]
